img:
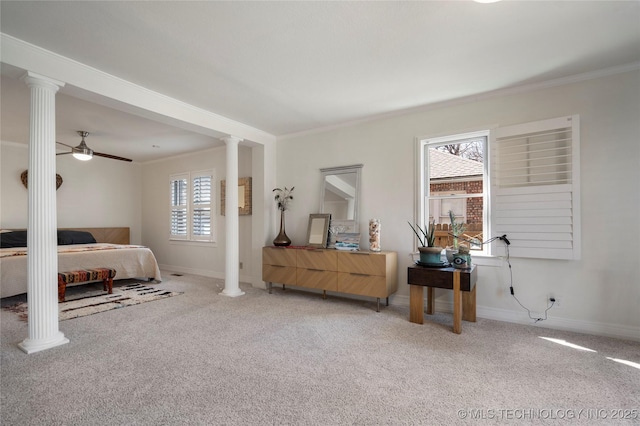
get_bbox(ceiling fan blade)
[56,141,74,148]
[93,151,133,162]
[56,152,72,156]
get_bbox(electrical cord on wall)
[503,242,555,322]
[452,233,555,322]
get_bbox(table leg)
[462,284,476,322]
[426,287,435,315]
[409,285,424,324]
[453,270,462,334]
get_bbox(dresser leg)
[323,290,327,300]
[268,282,272,294]
[386,297,389,306]
[376,298,380,312]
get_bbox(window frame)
[415,129,490,255]
[169,169,216,244]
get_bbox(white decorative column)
[220,135,245,297]
[18,72,69,354]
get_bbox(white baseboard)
[391,295,639,342]
[158,267,639,342]
[157,264,253,284]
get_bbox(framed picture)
[221,177,252,216]
[334,233,361,251]
[306,213,331,248]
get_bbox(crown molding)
[278,61,640,141]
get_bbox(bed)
[1,227,162,299]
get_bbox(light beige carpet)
[1,272,638,425]
[3,282,181,321]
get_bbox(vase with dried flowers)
[273,186,294,246]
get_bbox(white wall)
[1,142,142,242]
[140,145,254,281]
[275,70,640,341]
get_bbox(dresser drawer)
[338,272,387,298]
[297,268,337,291]
[263,264,297,285]
[263,247,296,267]
[337,252,387,276]
[297,249,337,271]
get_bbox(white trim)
[142,144,225,166]
[169,240,217,247]
[390,295,640,342]
[158,265,253,284]
[0,140,28,149]
[278,61,640,140]
[416,129,490,254]
[1,33,275,145]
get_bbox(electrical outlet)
[239,262,243,269]
[548,295,560,307]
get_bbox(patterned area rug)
[3,283,182,321]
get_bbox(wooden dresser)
[262,246,398,311]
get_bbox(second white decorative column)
[220,135,244,297]
[18,71,69,354]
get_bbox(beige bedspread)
[1,243,162,299]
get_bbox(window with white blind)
[416,115,580,260]
[492,115,580,260]
[170,170,215,242]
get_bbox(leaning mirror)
[320,164,363,245]
[306,214,331,248]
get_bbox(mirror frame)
[306,213,332,248]
[320,164,363,241]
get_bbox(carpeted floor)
[1,271,639,425]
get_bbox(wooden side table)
[407,264,477,334]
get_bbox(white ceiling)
[1,1,639,162]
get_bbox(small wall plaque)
[221,177,252,216]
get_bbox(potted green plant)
[446,210,466,263]
[408,220,443,264]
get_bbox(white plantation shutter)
[170,174,188,239]
[170,170,215,242]
[191,173,212,241]
[492,115,580,259]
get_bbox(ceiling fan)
[56,131,132,162]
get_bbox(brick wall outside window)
[431,179,483,224]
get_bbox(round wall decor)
[20,170,63,191]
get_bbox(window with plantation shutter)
[170,170,215,243]
[170,174,188,239]
[191,173,212,241]
[492,115,580,260]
